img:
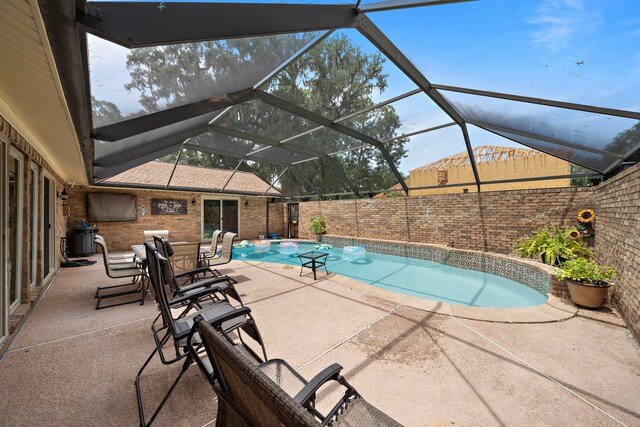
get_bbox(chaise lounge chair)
[191,320,403,427]
[135,243,266,427]
[153,236,242,306]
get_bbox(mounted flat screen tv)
[87,193,137,222]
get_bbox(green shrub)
[308,216,327,236]
[515,225,592,266]
[557,258,617,285]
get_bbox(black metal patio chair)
[190,320,403,427]
[153,236,242,306]
[94,234,144,309]
[135,243,266,427]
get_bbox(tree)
[125,33,408,195]
[91,96,124,128]
[607,122,640,162]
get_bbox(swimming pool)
[232,242,547,308]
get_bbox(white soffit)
[0,0,87,184]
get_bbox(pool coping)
[329,273,577,324]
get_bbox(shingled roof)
[103,161,281,196]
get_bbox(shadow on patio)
[0,255,638,426]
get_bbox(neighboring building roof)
[104,161,281,196]
[411,145,543,172]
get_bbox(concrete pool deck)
[0,255,638,426]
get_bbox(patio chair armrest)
[174,267,212,278]
[186,307,254,378]
[293,363,344,405]
[177,276,232,293]
[169,285,229,306]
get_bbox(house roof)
[103,161,281,196]
[412,145,543,172]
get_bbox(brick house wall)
[593,163,640,342]
[1,115,67,351]
[299,187,593,254]
[268,202,285,238]
[66,186,277,251]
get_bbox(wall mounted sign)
[151,198,188,215]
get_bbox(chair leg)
[136,348,192,427]
[95,277,147,310]
[94,276,140,298]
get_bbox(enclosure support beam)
[216,124,359,195]
[221,159,245,192]
[468,120,621,159]
[478,126,604,174]
[255,90,409,194]
[431,84,640,120]
[603,141,640,176]
[290,166,324,199]
[94,144,184,180]
[92,89,254,141]
[39,0,94,183]
[78,2,357,48]
[165,146,184,188]
[183,142,289,167]
[209,124,323,159]
[381,122,457,143]
[279,88,422,145]
[93,123,210,177]
[253,31,334,90]
[263,167,289,196]
[354,14,481,191]
[358,0,476,13]
[326,157,360,196]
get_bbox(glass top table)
[297,251,329,280]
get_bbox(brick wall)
[299,187,593,254]
[593,163,640,341]
[66,186,273,251]
[268,202,285,238]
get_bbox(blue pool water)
[232,243,547,308]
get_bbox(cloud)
[527,0,602,51]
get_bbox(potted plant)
[308,216,327,242]
[557,258,617,308]
[515,225,592,266]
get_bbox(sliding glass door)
[30,163,38,288]
[8,148,24,312]
[0,137,6,342]
[42,174,55,280]
[202,198,239,239]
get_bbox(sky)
[89,0,640,175]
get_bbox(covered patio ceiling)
[41,0,640,198]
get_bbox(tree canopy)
[95,32,408,196]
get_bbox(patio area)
[1,253,638,426]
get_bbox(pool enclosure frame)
[40,0,640,199]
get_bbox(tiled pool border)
[320,235,570,300]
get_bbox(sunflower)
[578,209,595,223]
[568,229,581,239]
